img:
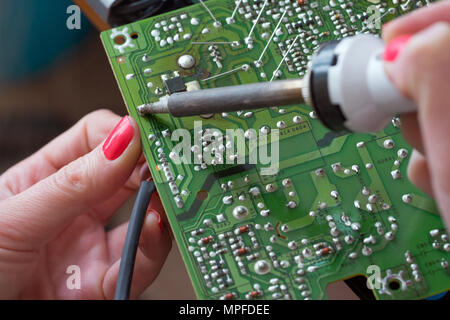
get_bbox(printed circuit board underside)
[101,0,450,299]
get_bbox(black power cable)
[114,180,156,300]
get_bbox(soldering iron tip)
[137,97,170,115]
[137,104,152,116]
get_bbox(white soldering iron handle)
[307,34,417,133]
[366,42,417,115]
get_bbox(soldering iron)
[138,34,416,133]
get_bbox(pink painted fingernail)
[102,116,134,161]
[383,34,412,62]
[148,209,163,231]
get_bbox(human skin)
[0,110,171,299]
[382,0,450,229]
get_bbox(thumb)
[0,116,142,250]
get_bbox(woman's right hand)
[382,0,450,229]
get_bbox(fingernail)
[147,209,163,231]
[383,34,412,62]
[102,116,134,160]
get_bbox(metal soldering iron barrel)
[138,79,304,117]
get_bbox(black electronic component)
[164,76,187,95]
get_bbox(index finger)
[383,0,450,42]
[0,109,124,200]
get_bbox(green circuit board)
[101,0,450,300]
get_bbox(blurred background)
[0,0,356,300]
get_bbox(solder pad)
[101,0,450,300]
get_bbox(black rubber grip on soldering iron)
[309,40,349,134]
